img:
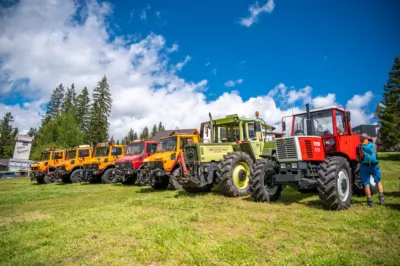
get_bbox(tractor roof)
[201,113,276,130]
[293,105,346,116]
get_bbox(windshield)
[126,143,144,155]
[41,152,51,161]
[293,109,333,136]
[217,123,240,142]
[94,146,109,157]
[158,136,177,152]
[67,150,77,159]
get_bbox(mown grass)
[0,154,399,265]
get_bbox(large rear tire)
[249,159,282,202]
[219,151,253,197]
[70,170,82,183]
[102,168,118,184]
[318,156,352,210]
[151,174,170,190]
[169,168,183,190]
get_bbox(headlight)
[280,164,286,169]
[143,159,149,162]
[291,163,297,168]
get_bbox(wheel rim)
[263,169,278,195]
[337,170,350,202]
[232,162,250,189]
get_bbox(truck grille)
[276,138,298,160]
[116,162,131,169]
[305,140,313,158]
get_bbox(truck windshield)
[67,150,77,159]
[126,143,144,155]
[293,109,333,136]
[158,136,177,152]
[217,123,240,142]
[95,146,109,157]
[41,152,51,161]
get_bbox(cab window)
[78,149,90,157]
[112,147,123,156]
[147,144,157,153]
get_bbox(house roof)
[150,129,198,141]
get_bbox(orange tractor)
[250,104,378,210]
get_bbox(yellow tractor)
[81,141,125,183]
[30,148,66,184]
[54,145,93,183]
[140,131,201,190]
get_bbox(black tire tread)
[249,159,282,202]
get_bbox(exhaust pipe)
[305,104,313,136]
[209,112,214,144]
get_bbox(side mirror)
[282,121,286,132]
[346,111,351,122]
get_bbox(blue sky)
[0,0,399,138]
[107,0,399,105]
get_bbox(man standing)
[358,133,386,207]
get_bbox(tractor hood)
[84,158,103,165]
[115,154,143,163]
[144,151,175,163]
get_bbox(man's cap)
[360,133,372,140]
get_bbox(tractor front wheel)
[36,176,45,184]
[249,159,282,202]
[169,168,183,190]
[61,175,71,183]
[219,151,253,197]
[43,174,58,184]
[70,170,82,183]
[102,168,118,184]
[318,156,352,210]
[151,175,170,190]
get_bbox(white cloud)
[212,68,217,75]
[312,93,336,107]
[0,0,376,141]
[224,79,244,87]
[175,55,191,71]
[166,43,178,53]
[287,85,312,105]
[346,91,374,126]
[205,61,210,66]
[140,4,151,20]
[239,0,275,27]
[155,11,161,17]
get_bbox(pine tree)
[0,112,15,158]
[87,76,112,144]
[61,83,77,117]
[158,122,165,132]
[376,56,400,151]
[127,129,134,142]
[151,124,158,137]
[27,128,37,138]
[116,139,120,145]
[75,86,91,141]
[44,83,65,122]
[133,131,138,140]
[140,126,149,139]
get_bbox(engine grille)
[116,162,131,169]
[305,140,313,158]
[276,138,298,160]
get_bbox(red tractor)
[108,140,158,184]
[250,104,378,210]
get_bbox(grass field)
[1,155,399,266]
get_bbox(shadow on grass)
[136,187,167,193]
[173,189,221,198]
[384,191,400,197]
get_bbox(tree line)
[0,56,399,160]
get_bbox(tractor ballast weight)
[249,105,379,210]
[174,111,277,197]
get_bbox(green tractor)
[174,111,280,197]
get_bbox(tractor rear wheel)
[169,168,183,190]
[318,156,352,210]
[102,168,118,184]
[249,159,282,202]
[219,151,253,197]
[44,174,58,184]
[70,170,82,183]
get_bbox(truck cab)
[141,131,201,190]
[55,145,92,183]
[112,140,158,184]
[81,141,125,183]
[30,148,66,184]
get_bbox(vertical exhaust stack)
[209,112,214,144]
[306,104,313,136]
